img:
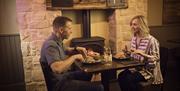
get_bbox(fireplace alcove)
[47,0,128,54]
[67,9,113,54]
[69,10,105,54]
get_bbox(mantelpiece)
[46,0,128,10]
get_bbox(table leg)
[101,70,117,91]
[101,71,110,91]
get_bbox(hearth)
[70,10,105,54]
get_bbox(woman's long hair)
[130,15,150,37]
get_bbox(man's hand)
[76,47,87,53]
[76,47,88,59]
[72,54,84,62]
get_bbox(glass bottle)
[107,47,112,62]
[104,47,112,62]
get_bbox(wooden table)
[75,59,145,91]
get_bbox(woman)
[118,15,163,91]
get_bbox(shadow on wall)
[150,25,180,48]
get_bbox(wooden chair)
[40,61,55,91]
[138,80,163,91]
[137,47,168,91]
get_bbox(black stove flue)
[70,10,105,54]
[82,10,91,38]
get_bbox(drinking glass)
[104,47,112,62]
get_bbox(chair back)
[160,47,168,79]
[40,61,54,91]
[138,47,168,91]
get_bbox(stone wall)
[109,0,147,53]
[16,0,61,91]
[16,0,147,91]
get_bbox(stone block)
[17,13,28,29]
[20,30,31,42]
[26,82,47,91]
[24,70,32,83]
[21,42,31,56]
[32,4,46,11]
[16,0,32,12]
[29,20,49,29]
[32,64,44,81]
[23,56,33,70]
[32,69,44,81]
[31,11,47,21]
[122,32,132,41]
[46,11,62,24]
[33,0,45,4]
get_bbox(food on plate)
[93,55,101,60]
[84,56,96,63]
[81,48,103,64]
[113,52,126,59]
[87,48,100,60]
[87,48,100,56]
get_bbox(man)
[40,16,104,91]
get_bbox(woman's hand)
[133,50,145,55]
[131,49,152,58]
[131,49,145,56]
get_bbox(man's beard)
[56,30,71,40]
[62,33,70,39]
[64,35,69,39]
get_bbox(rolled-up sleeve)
[44,40,67,66]
[45,44,61,65]
[149,38,160,62]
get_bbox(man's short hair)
[53,16,72,31]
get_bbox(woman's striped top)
[130,35,163,84]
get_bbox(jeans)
[54,71,104,91]
[118,69,146,91]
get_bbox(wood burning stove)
[71,36,105,54]
[70,10,105,54]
